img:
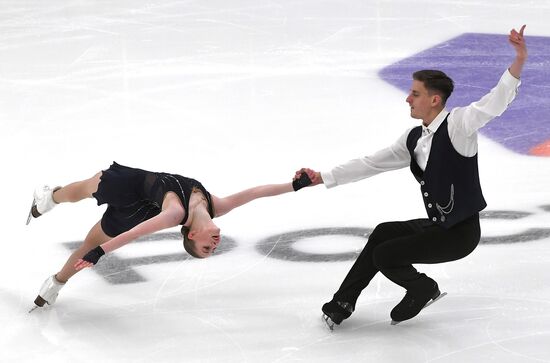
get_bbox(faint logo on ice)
[256,227,373,262]
[62,233,237,285]
[62,207,550,284]
[379,33,550,157]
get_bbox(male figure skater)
[298,24,527,327]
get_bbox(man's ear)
[188,230,196,239]
[431,94,442,107]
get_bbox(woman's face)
[190,225,221,258]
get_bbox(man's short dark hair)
[413,70,454,105]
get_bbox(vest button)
[420,181,425,186]
[427,203,433,208]
[423,192,429,197]
[432,217,437,222]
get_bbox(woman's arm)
[102,207,182,253]
[212,182,295,217]
[74,201,184,270]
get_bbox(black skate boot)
[321,300,354,330]
[390,275,446,325]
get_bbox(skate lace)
[402,292,416,308]
[337,301,354,313]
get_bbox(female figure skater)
[28,162,311,311]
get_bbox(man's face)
[406,80,436,120]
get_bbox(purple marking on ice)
[379,33,550,156]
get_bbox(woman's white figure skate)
[29,275,65,313]
[26,185,60,225]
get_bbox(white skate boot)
[29,275,66,312]
[26,185,61,225]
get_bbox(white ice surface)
[1,1,550,362]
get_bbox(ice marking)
[61,207,550,285]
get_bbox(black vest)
[406,116,486,228]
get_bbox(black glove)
[82,246,105,265]
[292,172,312,191]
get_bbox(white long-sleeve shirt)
[321,69,521,188]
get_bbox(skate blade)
[322,314,335,331]
[28,305,39,313]
[390,291,448,326]
[424,291,447,309]
[26,198,37,225]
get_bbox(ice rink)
[1,1,550,362]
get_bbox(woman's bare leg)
[55,220,111,283]
[52,172,102,204]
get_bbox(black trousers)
[332,214,481,307]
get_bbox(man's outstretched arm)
[508,24,527,79]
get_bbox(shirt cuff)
[503,68,522,86]
[321,171,337,189]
